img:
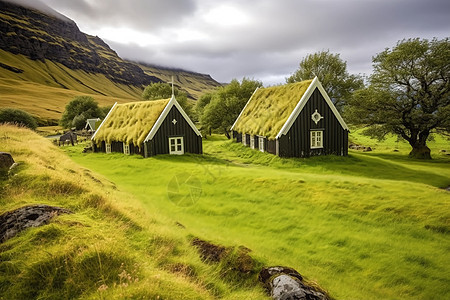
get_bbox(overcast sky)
[23,0,450,85]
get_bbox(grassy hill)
[62,133,450,300]
[1,124,449,299]
[0,49,144,124]
[0,49,221,125]
[0,124,268,299]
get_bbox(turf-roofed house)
[231,77,349,157]
[91,96,202,157]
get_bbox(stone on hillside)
[0,152,15,170]
[259,266,330,300]
[0,204,72,243]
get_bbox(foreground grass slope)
[66,134,450,300]
[0,124,267,299]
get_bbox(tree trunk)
[407,130,432,159]
[224,129,231,139]
[409,145,431,159]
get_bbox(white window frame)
[310,130,323,149]
[123,142,130,155]
[105,143,111,154]
[258,136,265,152]
[250,135,255,149]
[242,134,247,146]
[169,137,184,155]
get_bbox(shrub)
[60,96,103,130]
[0,108,37,129]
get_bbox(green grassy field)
[62,133,450,300]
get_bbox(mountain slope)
[138,62,222,100]
[0,0,221,123]
[0,0,158,86]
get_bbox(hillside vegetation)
[0,124,268,299]
[64,133,450,300]
[0,48,221,124]
[0,50,143,123]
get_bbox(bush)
[0,108,38,129]
[60,96,103,130]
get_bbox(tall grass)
[0,124,267,299]
[65,132,450,300]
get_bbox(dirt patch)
[191,237,228,262]
[0,204,72,243]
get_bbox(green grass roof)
[93,99,170,146]
[232,80,313,139]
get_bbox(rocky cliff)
[0,0,159,86]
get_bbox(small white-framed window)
[310,131,323,149]
[169,137,184,155]
[242,134,247,146]
[259,136,265,152]
[250,135,255,149]
[105,143,111,154]
[123,143,130,155]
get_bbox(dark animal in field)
[59,131,77,146]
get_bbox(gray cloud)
[38,0,198,31]
[29,0,450,85]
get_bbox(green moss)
[233,80,312,138]
[93,99,170,146]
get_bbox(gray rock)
[259,266,330,300]
[0,152,15,170]
[0,204,72,243]
[272,275,306,300]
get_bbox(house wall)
[146,106,202,156]
[233,131,242,143]
[267,139,276,155]
[94,140,143,155]
[278,88,348,157]
[245,134,250,146]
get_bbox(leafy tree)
[142,82,194,119]
[100,105,113,117]
[200,78,262,138]
[60,96,103,130]
[0,108,37,129]
[346,38,450,159]
[287,50,364,110]
[195,92,213,117]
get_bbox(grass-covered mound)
[0,124,268,299]
[232,80,312,138]
[65,133,450,300]
[92,99,170,147]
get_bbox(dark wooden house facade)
[231,77,348,157]
[92,97,202,157]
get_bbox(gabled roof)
[85,118,101,131]
[92,99,170,146]
[231,77,348,139]
[144,96,201,142]
[92,97,201,146]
